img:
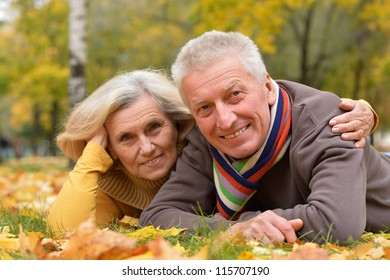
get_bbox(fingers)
[289,218,304,231]
[338,99,356,111]
[329,100,374,145]
[89,126,108,148]
[230,211,301,245]
[353,138,366,148]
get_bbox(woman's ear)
[107,143,118,159]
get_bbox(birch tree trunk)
[68,0,87,108]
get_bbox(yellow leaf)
[126,226,186,240]
[237,251,255,260]
[0,235,19,251]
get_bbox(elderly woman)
[47,69,194,234]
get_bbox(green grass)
[0,204,49,236]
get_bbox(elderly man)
[140,30,390,245]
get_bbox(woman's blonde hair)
[57,69,194,161]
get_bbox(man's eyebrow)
[191,81,240,106]
[224,81,239,91]
[191,99,206,106]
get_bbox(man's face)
[181,56,276,159]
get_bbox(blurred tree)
[5,0,68,155]
[68,0,87,109]
[1,0,389,155]
[190,0,390,129]
[86,0,195,91]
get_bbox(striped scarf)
[211,85,292,220]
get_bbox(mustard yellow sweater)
[47,141,170,235]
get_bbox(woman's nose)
[139,136,155,155]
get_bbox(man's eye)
[199,105,209,111]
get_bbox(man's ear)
[264,73,276,106]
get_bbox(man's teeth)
[224,127,247,139]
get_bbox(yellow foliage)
[126,225,186,240]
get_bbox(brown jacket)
[140,80,390,244]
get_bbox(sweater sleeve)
[47,141,116,234]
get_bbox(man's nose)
[216,104,237,130]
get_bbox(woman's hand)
[89,126,108,149]
[329,99,375,148]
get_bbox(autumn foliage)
[1,157,390,260]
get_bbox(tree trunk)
[68,0,87,167]
[68,0,87,108]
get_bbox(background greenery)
[0,0,389,159]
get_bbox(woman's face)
[105,94,179,181]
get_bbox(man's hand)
[329,99,375,148]
[229,210,303,245]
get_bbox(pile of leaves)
[1,156,390,260]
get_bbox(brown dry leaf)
[384,248,390,260]
[146,238,185,259]
[274,242,328,260]
[127,238,188,260]
[351,242,375,259]
[18,226,48,259]
[47,218,138,260]
[126,238,208,260]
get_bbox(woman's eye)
[120,134,132,142]
[150,123,161,131]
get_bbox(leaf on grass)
[18,226,48,259]
[366,247,385,260]
[126,225,186,240]
[0,232,19,251]
[46,218,138,260]
[351,242,374,259]
[145,238,186,259]
[273,242,328,260]
[384,248,390,260]
[237,251,256,260]
[118,215,139,229]
[126,238,208,260]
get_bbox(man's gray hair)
[171,30,267,106]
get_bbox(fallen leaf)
[384,248,390,260]
[274,243,328,260]
[351,242,375,259]
[46,218,138,260]
[126,225,185,240]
